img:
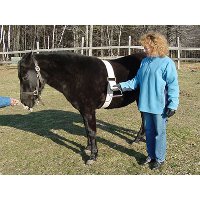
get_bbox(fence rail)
[1,46,200,55]
[1,44,200,69]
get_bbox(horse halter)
[22,56,44,102]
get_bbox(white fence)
[1,41,200,69]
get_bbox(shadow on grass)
[0,110,145,163]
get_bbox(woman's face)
[144,44,153,56]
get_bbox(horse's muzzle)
[20,93,36,109]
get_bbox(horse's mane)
[38,51,95,61]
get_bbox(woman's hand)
[111,84,122,92]
[10,98,20,106]
[166,108,176,118]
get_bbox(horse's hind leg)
[133,96,145,143]
[82,120,91,155]
[81,110,98,165]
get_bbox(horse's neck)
[39,59,68,93]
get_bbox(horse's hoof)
[130,137,141,144]
[133,138,140,143]
[86,159,95,165]
[84,149,91,155]
[131,136,145,144]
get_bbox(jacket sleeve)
[0,96,11,108]
[119,64,142,91]
[164,60,179,110]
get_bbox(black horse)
[18,51,146,164]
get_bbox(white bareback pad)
[101,60,117,108]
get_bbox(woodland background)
[1,25,200,57]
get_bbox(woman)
[0,96,19,108]
[113,32,179,170]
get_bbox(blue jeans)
[143,112,167,163]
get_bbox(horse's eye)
[22,74,29,81]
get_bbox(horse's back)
[110,53,146,81]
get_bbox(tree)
[0,25,200,60]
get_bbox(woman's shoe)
[151,161,164,170]
[142,156,156,165]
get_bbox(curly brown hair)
[139,32,169,57]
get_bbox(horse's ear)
[20,52,32,66]
[26,52,33,59]
[18,52,33,77]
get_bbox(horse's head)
[18,52,45,109]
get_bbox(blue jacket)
[0,96,11,108]
[119,56,179,114]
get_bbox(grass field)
[0,63,199,175]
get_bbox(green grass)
[0,64,199,175]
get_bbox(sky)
[1,0,200,25]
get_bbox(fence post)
[36,41,40,54]
[177,37,180,69]
[2,30,5,61]
[128,36,131,55]
[81,37,84,55]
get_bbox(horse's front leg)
[81,110,98,165]
[132,112,145,143]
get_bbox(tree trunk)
[101,25,104,57]
[89,25,93,56]
[85,25,89,55]
[48,35,50,49]
[52,25,55,48]
[106,26,111,56]
[43,26,46,49]
[2,30,5,60]
[32,25,37,49]
[0,25,3,44]
[8,25,11,50]
[110,26,113,56]
[58,25,67,47]
[117,25,123,56]
[24,25,27,50]
[13,25,20,56]
[73,26,79,53]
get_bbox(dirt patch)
[180,62,200,71]
[180,90,193,97]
